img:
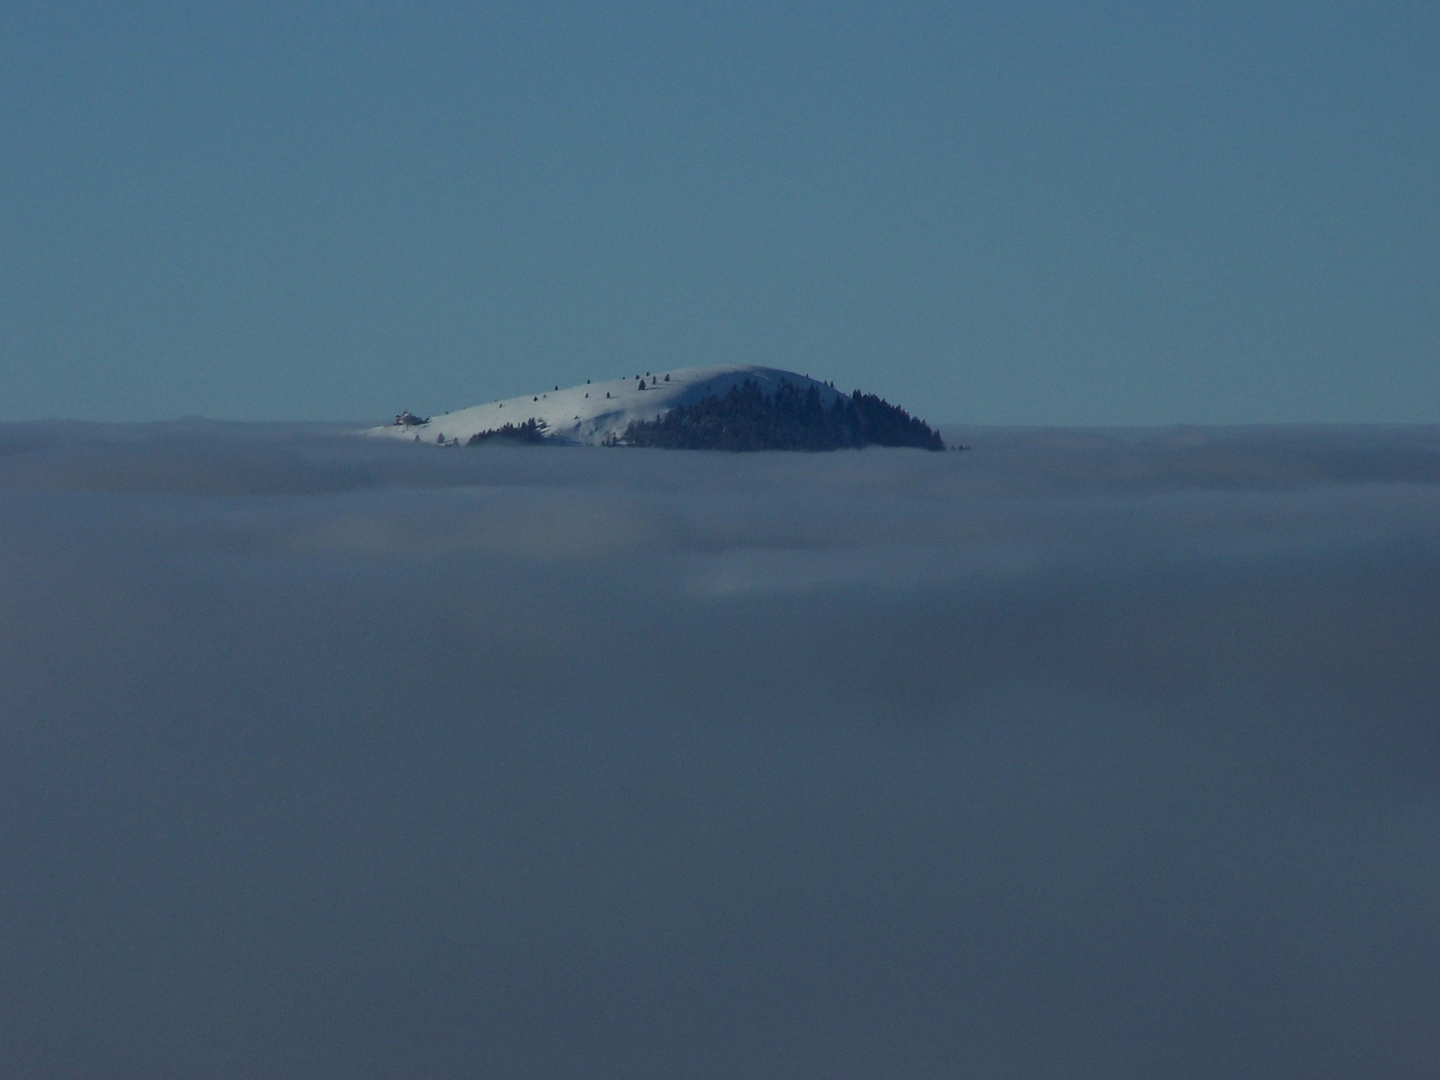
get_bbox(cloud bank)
[2,423,1438,1077]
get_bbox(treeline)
[612,379,945,452]
[467,418,548,445]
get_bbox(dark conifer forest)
[612,378,945,451]
[466,418,548,445]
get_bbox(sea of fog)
[2,421,1439,1078]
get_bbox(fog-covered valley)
[3,422,1438,1077]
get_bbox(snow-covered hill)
[366,365,843,446]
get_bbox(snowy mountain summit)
[368,365,944,451]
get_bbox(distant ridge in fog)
[368,365,945,451]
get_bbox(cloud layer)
[3,424,1439,1077]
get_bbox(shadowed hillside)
[611,377,945,451]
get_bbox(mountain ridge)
[367,365,946,450]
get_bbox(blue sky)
[2,1,1436,423]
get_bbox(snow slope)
[366,365,844,446]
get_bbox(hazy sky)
[3,1,1437,423]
